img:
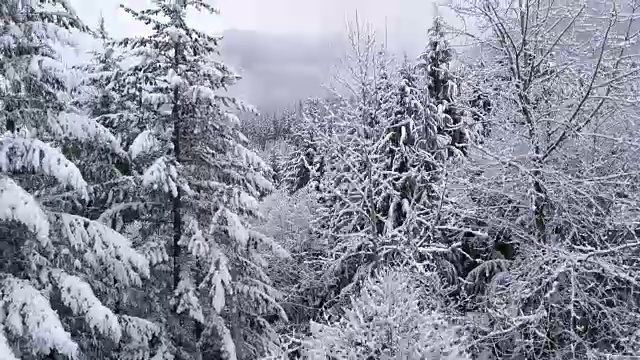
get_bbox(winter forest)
[1,0,640,359]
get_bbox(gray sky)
[67,0,454,110]
[69,0,441,51]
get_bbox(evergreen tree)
[371,45,395,137]
[0,1,151,358]
[417,16,469,158]
[281,98,326,194]
[100,1,289,358]
[375,57,442,237]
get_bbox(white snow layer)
[54,271,122,342]
[142,156,180,197]
[0,326,18,360]
[0,177,50,245]
[0,135,89,199]
[58,213,150,285]
[129,130,159,160]
[0,276,78,358]
[50,112,125,156]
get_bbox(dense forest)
[1,0,640,359]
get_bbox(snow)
[249,230,290,259]
[129,130,159,160]
[97,202,147,226]
[166,68,185,89]
[206,246,232,288]
[210,313,237,360]
[188,85,217,102]
[142,156,180,197]
[174,275,205,324]
[143,93,171,107]
[238,190,259,213]
[0,177,50,246]
[0,326,18,360]
[235,143,269,170]
[54,271,122,342]
[183,217,209,258]
[0,276,78,358]
[120,315,161,345]
[57,213,151,285]
[211,270,226,313]
[225,209,248,247]
[28,56,43,79]
[163,26,187,42]
[0,135,89,199]
[50,112,125,156]
[225,112,241,127]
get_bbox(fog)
[69,0,452,111]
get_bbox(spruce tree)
[417,16,469,158]
[281,98,326,194]
[376,57,441,236]
[0,1,150,358]
[100,1,289,358]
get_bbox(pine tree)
[417,16,469,158]
[376,56,441,236]
[103,1,289,358]
[0,1,151,358]
[372,45,395,137]
[281,98,326,194]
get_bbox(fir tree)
[417,16,469,158]
[0,1,150,358]
[281,98,326,194]
[376,56,440,235]
[101,1,289,358]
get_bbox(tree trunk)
[171,41,182,292]
[170,40,186,360]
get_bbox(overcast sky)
[66,0,456,110]
[69,0,446,52]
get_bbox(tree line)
[1,0,640,359]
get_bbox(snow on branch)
[203,246,232,313]
[0,135,88,199]
[0,276,78,358]
[236,283,288,322]
[0,177,50,246]
[0,327,18,360]
[181,217,208,258]
[173,274,204,324]
[210,313,237,360]
[119,315,161,346]
[129,130,159,160]
[49,112,125,157]
[234,143,268,170]
[56,213,150,286]
[225,209,248,247]
[52,270,122,342]
[142,156,181,197]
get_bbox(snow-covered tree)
[298,22,466,318]
[280,98,327,194]
[101,1,289,358]
[0,1,152,358]
[304,268,471,360]
[417,15,469,158]
[451,0,640,357]
[375,57,442,234]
